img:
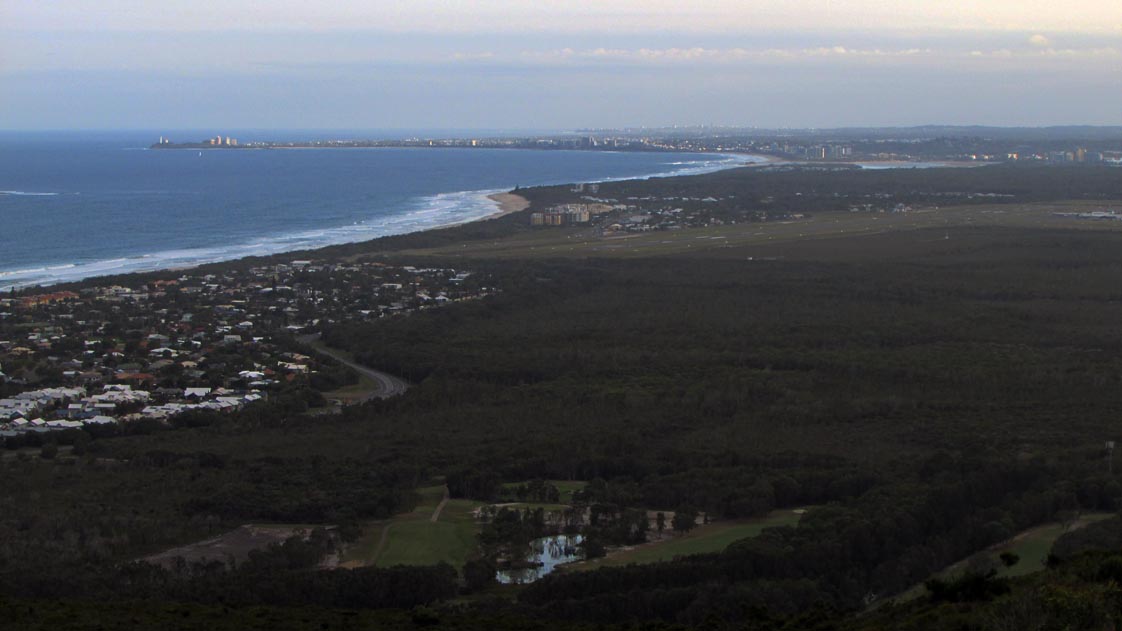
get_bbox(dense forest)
[5,163,1122,627]
[517,163,1122,219]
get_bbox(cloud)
[451,44,1117,68]
[451,51,496,61]
[5,1,1122,35]
[505,46,936,66]
[969,45,1120,60]
[1029,33,1051,47]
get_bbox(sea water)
[0,131,762,289]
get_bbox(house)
[62,403,93,419]
[0,398,37,419]
[115,372,156,386]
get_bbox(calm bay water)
[0,131,761,289]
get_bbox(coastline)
[0,151,755,291]
[485,192,530,219]
[0,191,529,291]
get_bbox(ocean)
[0,131,762,290]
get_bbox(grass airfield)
[392,200,1122,262]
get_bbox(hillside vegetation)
[6,164,1122,628]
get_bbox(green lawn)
[346,492,810,573]
[301,337,381,404]
[996,513,1114,578]
[500,480,587,504]
[376,499,481,569]
[340,486,483,570]
[338,520,387,567]
[320,371,379,404]
[552,481,587,503]
[569,508,807,571]
[888,512,1115,604]
[406,485,448,517]
[493,502,571,513]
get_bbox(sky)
[2,1,1121,130]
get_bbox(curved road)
[298,334,409,401]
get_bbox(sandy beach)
[486,192,530,219]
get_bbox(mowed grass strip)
[376,499,482,569]
[340,485,471,568]
[996,512,1114,578]
[406,485,448,518]
[301,336,382,404]
[569,508,807,571]
[321,371,379,404]
[500,480,587,504]
[552,481,587,503]
[887,512,1115,604]
[495,503,570,512]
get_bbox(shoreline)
[0,189,533,291]
[0,152,756,291]
[485,192,530,219]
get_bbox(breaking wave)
[0,190,60,196]
[0,153,758,290]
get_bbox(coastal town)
[526,174,921,234]
[0,259,492,447]
[150,128,1122,167]
[529,198,765,233]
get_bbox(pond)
[496,534,584,584]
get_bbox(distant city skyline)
[3,1,1120,130]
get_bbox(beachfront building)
[530,204,596,226]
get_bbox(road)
[298,334,409,401]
